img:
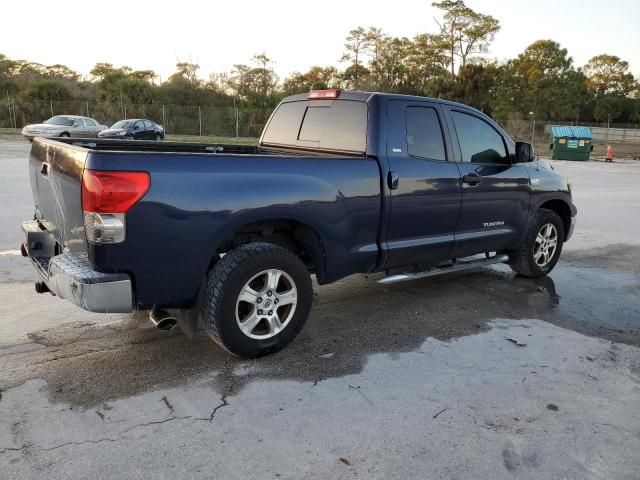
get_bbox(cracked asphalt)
[1,136,639,479]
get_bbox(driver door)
[443,107,531,258]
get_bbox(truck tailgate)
[29,138,88,254]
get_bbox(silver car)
[21,115,107,140]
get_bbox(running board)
[377,254,510,285]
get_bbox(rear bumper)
[22,221,133,313]
[21,130,62,139]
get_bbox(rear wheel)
[60,132,70,138]
[509,209,564,277]
[201,243,313,358]
[155,134,162,141]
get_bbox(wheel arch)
[537,198,572,240]
[214,217,327,283]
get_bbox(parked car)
[98,119,164,140]
[21,90,576,358]
[21,115,107,140]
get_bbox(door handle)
[388,171,399,190]
[462,174,481,186]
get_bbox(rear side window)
[406,107,446,161]
[262,100,367,153]
[451,111,508,164]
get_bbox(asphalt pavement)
[1,135,639,479]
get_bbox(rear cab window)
[261,100,367,153]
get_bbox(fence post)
[235,106,239,138]
[50,101,54,118]
[199,106,202,136]
[86,101,89,117]
[162,104,166,132]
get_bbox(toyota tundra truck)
[21,90,577,357]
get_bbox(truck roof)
[282,91,480,112]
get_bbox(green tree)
[282,66,340,94]
[22,79,72,100]
[584,54,637,97]
[90,63,156,105]
[432,0,500,76]
[593,95,623,124]
[340,27,369,88]
[494,40,589,120]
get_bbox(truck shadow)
[4,245,639,408]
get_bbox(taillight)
[82,170,150,244]
[82,170,150,213]
[308,89,340,99]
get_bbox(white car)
[21,115,107,140]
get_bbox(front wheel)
[201,243,313,358]
[155,134,163,141]
[509,209,564,277]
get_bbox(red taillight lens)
[82,170,150,213]
[308,89,340,99]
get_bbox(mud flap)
[169,281,205,340]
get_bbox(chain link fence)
[1,101,639,157]
[0,100,272,138]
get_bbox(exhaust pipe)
[149,308,177,331]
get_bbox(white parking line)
[0,249,21,256]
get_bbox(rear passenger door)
[132,120,146,139]
[383,100,461,269]
[143,121,156,139]
[443,108,530,258]
[83,118,99,137]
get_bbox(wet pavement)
[1,136,639,479]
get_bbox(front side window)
[84,118,96,126]
[73,118,85,127]
[405,107,446,161]
[451,111,507,164]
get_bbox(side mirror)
[515,142,535,163]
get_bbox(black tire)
[60,132,70,138]
[201,243,313,358]
[509,208,564,277]
[155,134,162,141]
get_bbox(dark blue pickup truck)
[22,90,576,357]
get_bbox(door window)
[84,118,96,126]
[73,118,85,127]
[451,111,508,164]
[134,121,144,130]
[405,107,446,161]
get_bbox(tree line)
[1,0,638,126]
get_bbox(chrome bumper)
[21,221,133,313]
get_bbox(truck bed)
[27,136,382,310]
[60,138,365,157]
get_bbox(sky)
[2,0,639,81]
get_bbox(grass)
[0,128,21,135]
[165,134,257,145]
[0,128,259,146]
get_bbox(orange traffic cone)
[605,145,613,162]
